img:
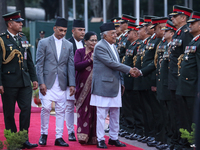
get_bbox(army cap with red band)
[142,15,157,26]
[169,5,193,17]
[111,17,121,27]
[150,17,168,29]
[136,18,145,29]
[187,11,200,23]
[119,14,137,24]
[2,11,24,22]
[161,20,177,31]
[126,23,139,32]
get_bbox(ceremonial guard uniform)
[168,5,193,149]
[155,21,177,150]
[176,12,200,149]
[121,23,143,137]
[35,30,45,48]
[117,14,136,62]
[0,11,38,149]
[133,19,151,141]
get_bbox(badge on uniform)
[172,39,182,46]
[185,46,196,53]
[21,41,30,60]
[7,44,13,51]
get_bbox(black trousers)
[121,89,135,132]
[2,86,32,133]
[170,90,194,148]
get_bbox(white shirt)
[7,30,17,41]
[192,34,200,41]
[90,39,121,107]
[74,37,84,49]
[53,35,62,60]
[39,35,66,102]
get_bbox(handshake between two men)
[129,67,142,78]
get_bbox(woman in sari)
[74,31,98,145]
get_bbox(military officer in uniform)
[35,30,45,49]
[111,17,122,38]
[132,17,152,142]
[0,11,38,149]
[121,23,144,140]
[168,5,193,149]
[176,11,200,149]
[156,20,177,150]
[117,14,136,62]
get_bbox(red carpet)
[0,96,143,150]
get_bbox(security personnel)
[35,30,45,48]
[156,20,177,150]
[120,23,143,138]
[0,11,38,148]
[168,5,193,149]
[117,14,136,62]
[132,17,152,142]
[111,17,122,38]
[176,11,200,149]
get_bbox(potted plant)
[0,129,28,150]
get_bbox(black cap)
[161,20,177,31]
[187,11,200,23]
[136,18,145,29]
[73,19,85,28]
[150,17,168,29]
[39,31,45,34]
[126,23,139,31]
[169,5,193,17]
[142,15,157,26]
[119,14,137,24]
[111,17,121,27]
[2,11,24,22]
[55,17,68,27]
[100,22,115,33]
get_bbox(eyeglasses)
[89,39,98,43]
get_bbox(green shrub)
[179,123,195,144]
[0,129,28,150]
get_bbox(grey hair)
[100,31,108,39]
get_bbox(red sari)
[74,47,97,144]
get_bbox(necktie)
[14,35,19,46]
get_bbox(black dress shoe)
[142,136,155,143]
[55,138,69,147]
[119,131,130,137]
[68,132,76,141]
[156,144,170,150]
[39,134,47,145]
[119,129,125,133]
[97,140,107,149]
[137,136,146,142]
[147,140,162,147]
[130,134,142,140]
[104,127,110,133]
[22,140,38,149]
[125,133,134,139]
[108,139,126,147]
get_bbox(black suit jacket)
[68,37,84,54]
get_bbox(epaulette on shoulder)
[0,32,5,36]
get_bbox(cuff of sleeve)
[139,70,143,76]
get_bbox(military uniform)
[176,12,200,147]
[122,36,143,135]
[0,12,37,134]
[168,5,193,149]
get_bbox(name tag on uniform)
[24,51,27,60]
